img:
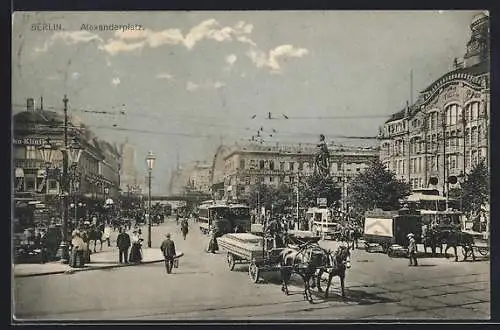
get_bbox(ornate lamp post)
[146,151,156,248]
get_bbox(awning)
[15,168,24,178]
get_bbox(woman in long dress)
[129,230,143,263]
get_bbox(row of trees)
[239,159,489,221]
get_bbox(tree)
[347,159,411,217]
[241,183,275,210]
[449,160,489,220]
[299,173,341,208]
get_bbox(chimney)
[26,98,35,112]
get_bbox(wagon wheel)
[227,253,236,271]
[248,260,260,283]
[477,246,489,256]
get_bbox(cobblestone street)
[14,219,490,320]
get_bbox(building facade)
[218,141,379,204]
[13,98,121,206]
[379,13,490,195]
[119,140,142,194]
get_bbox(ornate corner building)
[13,99,121,214]
[379,13,490,195]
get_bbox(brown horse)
[279,242,331,303]
[316,245,351,299]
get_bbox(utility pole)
[296,173,299,230]
[59,94,70,263]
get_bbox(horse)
[87,225,104,253]
[442,230,476,262]
[316,245,351,299]
[422,227,444,256]
[279,242,331,303]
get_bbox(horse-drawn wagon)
[363,208,422,256]
[217,231,321,283]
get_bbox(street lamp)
[146,151,156,248]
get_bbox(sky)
[12,10,482,194]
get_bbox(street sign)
[317,198,327,207]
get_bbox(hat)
[407,233,415,238]
[166,233,171,238]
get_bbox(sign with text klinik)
[13,138,63,146]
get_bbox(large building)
[168,161,212,195]
[379,12,490,195]
[13,98,121,211]
[212,141,379,205]
[119,140,142,195]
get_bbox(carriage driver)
[265,216,284,248]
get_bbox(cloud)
[112,77,121,86]
[186,80,225,92]
[186,81,199,91]
[247,44,309,73]
[225,54,237,66]
[101,19,255,56]
[34,31,104,53]
[236,36,257,47]
[156,72,174,80]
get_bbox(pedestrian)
[103,223,112,247]
[181,219,189,240]
[160,233,176,274]
[116,227,131,264]
[207,228,219,254]
[407,233,418,266]
[129,230,143,263]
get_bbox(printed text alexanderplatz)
[81,23,145,32]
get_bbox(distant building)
[119,140,141,195]
[212,141,379,204]
[379,12,490,195]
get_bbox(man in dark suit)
[160,233,176,274]
[116,227,131,263]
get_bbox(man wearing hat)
[160,233,176,274]
[407,233,418,266]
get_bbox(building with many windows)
[13,98,122,208]
[379,12,490,195]
[212,141,378,205]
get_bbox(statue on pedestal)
[315,134,330,179]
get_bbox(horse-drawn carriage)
[363,208,422,257]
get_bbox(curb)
[14,259,165,278]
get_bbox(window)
[269,176,274,183]
[48,179,57,190]
[290,176,295,184]
[471,150,478,166]
[269,160,275,170]
[26,146,38,160]
[244,176,250,185]
[14,146,25,159]
[289,162,294,171]
[465,128,470,146]
[280,162,285,171]
[298,162,303,171]
[445,132,450,148]
[279,176,284,183]
[471,127,478,144]
[471,102,479,121]
[250,159,256,169]
[450,155,457,169]
[259,160,265,169]
[418,157,422,173]
[25,175,36,191]
[240,159,245,170]
[478,125,482,143]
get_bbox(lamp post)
[146,151,156,248]
[39,136,81,263]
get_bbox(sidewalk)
[13,248,165,278]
